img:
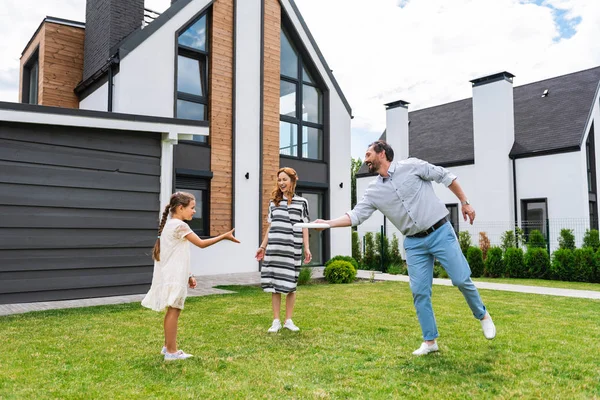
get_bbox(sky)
[1,0,599,159]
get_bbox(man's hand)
[462,204,476,225]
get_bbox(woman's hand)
[304,247,312,264]
[224,228,241,243]
[255,247,266,261]
[188,275,197,289]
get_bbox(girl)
[142,192,240,361]
[255,167,312,333]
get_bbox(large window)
[586,126,598,229]
[445,204,459,234]
[22,49,39,105]
[176,13,209,143]
[297,190,325,265]
[280,29,324,160]
[521,199,547,240]
[175,175,209,236]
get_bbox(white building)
[357,67,600,255]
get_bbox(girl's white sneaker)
[267,319,282,333]
[283,319,300,332]
[164,350,193,361]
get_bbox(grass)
[473,277,600,292]
[1,282,600,399]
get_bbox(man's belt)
[407,217,448,238]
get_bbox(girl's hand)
[304,248,312,264]
[224,228,241,243]
[188,276,197,289]
[255,247,265,261]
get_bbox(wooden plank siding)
[19,21,84,108]
[262,0,281,235]
[209,0,234,235]
[0,122,161,304]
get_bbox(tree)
[350,157,363,209]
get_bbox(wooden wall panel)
[262,0,281,234]
[209,0,234,235]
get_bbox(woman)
[255,167,312,332]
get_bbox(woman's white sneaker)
[267,319,282,333]
[164,350,193,361]
[283,319,300,332]
[412,341,439,356]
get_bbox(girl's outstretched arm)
[185,228,241,248]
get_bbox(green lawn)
[1,282,599,399]
[473,277,600,292]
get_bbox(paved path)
[1,269,598,317]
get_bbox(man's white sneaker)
[480,312,496,340]
[164,350,193,361]
[412,341,439,356]
[267,319,282,333]
[283,319,300,332]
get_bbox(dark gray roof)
[362,66,600,172]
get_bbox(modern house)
[0,0,351,304]
[357,67,600,255]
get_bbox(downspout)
[512,156,518,245]
[107,54,119,112]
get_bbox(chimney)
[470,71,515,222]
[83,0,144,80]
[384,100,410,161]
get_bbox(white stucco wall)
[191,0,262,275]
[79,81,108,111]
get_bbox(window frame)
[296,188,326,266]
[174,174,211,237]
[445,203,459,235]
[279,28,325,161]
[22,47,39,105]
[174,10,210,143]
[521,198,548,240]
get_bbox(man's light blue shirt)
[347,158,457,236]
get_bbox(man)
[316,140,495,355]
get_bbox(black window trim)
[445,203,459,234]
[521,197,548,238]
[279,27,325,161]
[174,171,212,238]
[22,46,40,105]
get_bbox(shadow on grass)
[213,285,263,294]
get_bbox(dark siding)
[174,142,211,171]
[279,157,328,184]
[0,122,160,304]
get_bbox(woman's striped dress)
[261,194,309,294]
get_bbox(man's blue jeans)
[403,221,486,341]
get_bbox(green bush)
[433,260,448,279]
[466,246,484,278]
[389,234,403,266]
[572,248,594,282]
[594,248,600,283]
[297,266,313,285]
[524,247,550,279]
[582,229,600,252]
[558,229,576,250]
[324,255,359,272]
[550,249,575,281]
[363,232,376,270]
[500,230,515,253]
[351,231,362,266]
[387,263,407,275]
[526,229,546,250]
[375,233,393,272]
[458,231,472,257]
[484,246,504,278]
[504,248,525,278]
[323,260,357,284]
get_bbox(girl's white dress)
[141,218,193,311]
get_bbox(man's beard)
[367,161,378,173]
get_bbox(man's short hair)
[368,140,394,161]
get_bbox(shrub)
[375,233,393,272]
[572,248,594,282]
[504,248,525,278]
[524,247,550,279]
[484,246,504,278]
[558,229,576,250]
[500,230,515,253]
[298,266,313,285]
[433,260,448,279]
[323,260,357,284]
[387,263,407,275]
[466,246,484,278]
[526,229,546,250]
[363,233,376,270]
[594,248,600,283]
[582,229,600,252]
[479,232,491,261]
[550,249,575,281]
[389,234,403,266]
[458,231,472,257]
[351,231,362,266]
[324,255,359,272]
